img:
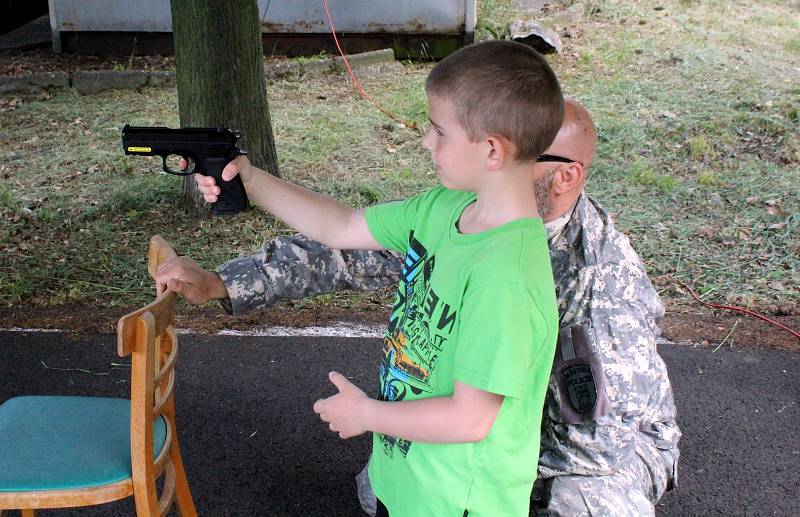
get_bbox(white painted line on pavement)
[214,322,385,338]
[1,323,385,338]
[3,327,63,333]
[3,326,679,344]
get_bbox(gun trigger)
[161,155,170,173]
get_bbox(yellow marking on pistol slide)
[127,146,152,153]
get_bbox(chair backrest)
[116,235,181,516]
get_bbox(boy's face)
[422,94,486,191]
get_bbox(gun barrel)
[121,125,241,156]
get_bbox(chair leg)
[171,441,197,517]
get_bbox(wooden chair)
[0,236,197,517]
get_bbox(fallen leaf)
[765,205,786,217]
[698,226,716,238]
[768,222,788,230]
[651,274,671,286]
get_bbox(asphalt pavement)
[1,331,798,516]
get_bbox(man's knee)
[532,476,591,517]
[533,474,655,517]
[637,441,680,502]
[356,462,377,516]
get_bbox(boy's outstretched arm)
[313,372,503,443]
[200,156,383,251]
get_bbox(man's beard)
[533,168,556,221]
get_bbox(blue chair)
[0,236,197,516]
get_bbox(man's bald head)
[547,99,597,170]
[533,98,597,222]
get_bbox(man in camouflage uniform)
[157,100,680,516]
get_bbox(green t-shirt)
[365,186,558,517]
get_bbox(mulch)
[0,48,175,76]
[1,302,798,352]
[0,47,294,77]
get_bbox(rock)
[265,59,333,80]
[147,71,176,88]
[332,48,395,71]
[541,2,585,27]
[504,20,562,54]
[0,72,69,93]
[73,70,147,95]
[265,48,396,80]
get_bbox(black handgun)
[122,125,249,216]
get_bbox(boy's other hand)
[190,155,254,204]
[177,157,221,204]
[155,256,228,304]
[313,371,369,439]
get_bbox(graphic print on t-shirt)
[379,231,458,459]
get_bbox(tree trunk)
[170,0,279,216]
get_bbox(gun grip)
[204,157,248,216]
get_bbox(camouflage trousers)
[532,440,678,517]
[355,462,377,516]
[355,441,677,517]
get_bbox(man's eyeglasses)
[537,154,583,166]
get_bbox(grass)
[1,0,798,314]
[553,0,800,312]
[475,0,524,39]
[0,71,434,309]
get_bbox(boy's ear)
[553,162,586,194]
[485,134,515,171]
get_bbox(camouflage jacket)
[216,193,680,477]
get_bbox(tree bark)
[170,0,280,216]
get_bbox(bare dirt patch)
[0,297,390,336]
[0,47,297,77]
[0,48,175,76]
[661,308,800,352]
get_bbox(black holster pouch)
[552,322,611,424]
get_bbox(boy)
[186,40,562,516]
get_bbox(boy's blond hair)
[426,40,564,162]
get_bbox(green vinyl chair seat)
[0,395,167,492]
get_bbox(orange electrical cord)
[321,0,419,130]
[677,280,800,342]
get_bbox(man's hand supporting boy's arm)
[201,156,383,251]
[313,372,504,443]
